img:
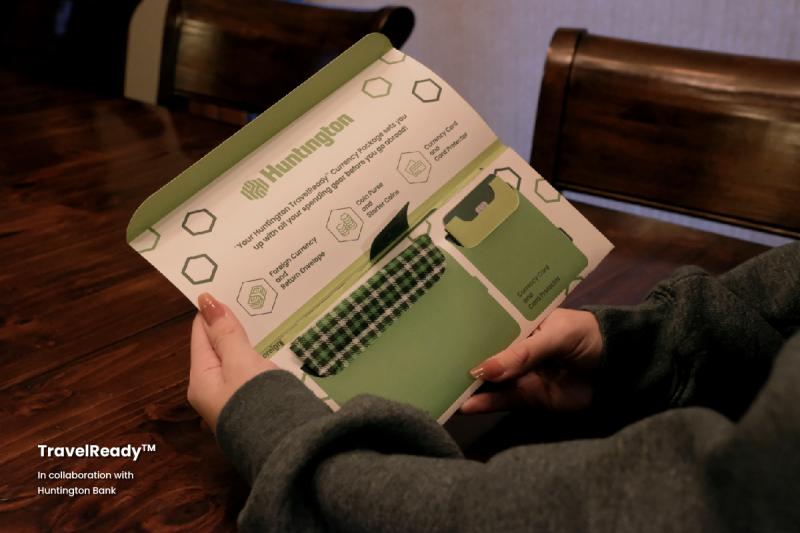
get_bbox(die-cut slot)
[369,203,410,261]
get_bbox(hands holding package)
[189,292,600,430]
[186,243,800,532]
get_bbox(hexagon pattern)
[397,151,431,184]
[326,208,363,242]
[534,179,562,203]
[134,228,160,253]
[412,79,442,103]
[362,77,391,98]
[182,209,217,235]
[181,254,218,285]
[237,279,278,316]
[380,49,406,64]
[493,167,522,189]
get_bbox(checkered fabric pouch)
[290,235,446,377]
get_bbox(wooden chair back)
[158,0,414,124]
[532,28,800,239]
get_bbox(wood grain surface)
[532,29,800,239]
[0,69,768,530]
[161,0,414,120]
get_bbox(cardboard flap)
[126,33,393,242]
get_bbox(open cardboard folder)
[127,34,613,422]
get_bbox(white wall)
[315,0,800,156]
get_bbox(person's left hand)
[188,293,278,431]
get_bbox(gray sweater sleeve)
[587,241,799,427]
[216,242,800,532]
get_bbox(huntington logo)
[241,178,269,200]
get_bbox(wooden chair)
[157,0,415,124]
[532,28,800,239]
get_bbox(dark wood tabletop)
[0,69,770,530]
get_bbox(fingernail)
[469,358,504,380]
[469,365,486,379]
[198,293,225,325]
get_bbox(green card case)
[445,175,587,319]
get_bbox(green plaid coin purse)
[291,235,446,377]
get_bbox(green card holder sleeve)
[444,170,588,320]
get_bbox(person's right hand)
[460,308,603,414]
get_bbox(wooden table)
[0,70,769,530]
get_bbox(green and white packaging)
[127,34,613,422]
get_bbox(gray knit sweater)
[217,242,799,532]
